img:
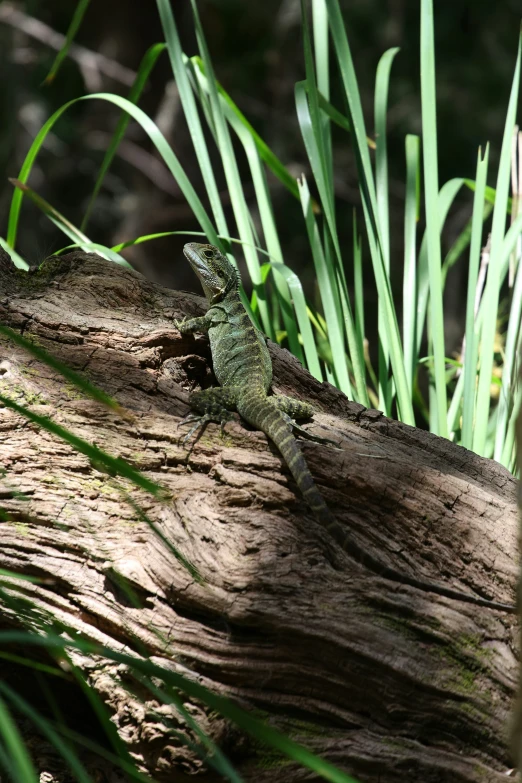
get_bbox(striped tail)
[236,394,518,611]
[236,392,336,529]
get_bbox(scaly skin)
[176,243,515,613]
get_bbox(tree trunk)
[0,249,518,783]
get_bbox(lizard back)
[206,298,272,392]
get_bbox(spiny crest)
[183,242,240,303]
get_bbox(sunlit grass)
[1,0,521,779]
[7,0,522,464]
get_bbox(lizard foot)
[291,422,340,448]
[178,411,234,446]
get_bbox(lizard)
[174,242,516,614]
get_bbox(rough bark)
[0,249,518,783]
[509,396,522,774]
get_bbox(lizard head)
[183,243,239,304]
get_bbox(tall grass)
[6,0,521,465]
[1,0,521,779]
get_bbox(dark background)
[0,0,519,350]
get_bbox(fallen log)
[0,249,517,782]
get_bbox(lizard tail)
[236,393,335,527]
[236,393,517,610]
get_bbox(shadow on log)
[0,249,518,782]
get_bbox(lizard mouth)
[183,243,207,273]
[183,243,213,287]
[183,243,223,301]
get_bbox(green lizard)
[175,242,515,613]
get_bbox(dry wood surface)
[0,249,518,782]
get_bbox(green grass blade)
[55,232,212,258]
[295,80,366,402]
[467,208,522,349]
[501,380,522,467]
[9,179,132,267]
[10,177,90,242]
[51,239,134,265]
[189,62,304,362]
[113,231,285,260]
[112,230,204,252]
[353,210,364,348]
[0,237,28,270]
[0,325,127,416]
[0,632,361,783]
[314,89,376,147]
[374,47,399,411]
[269,262,323,380]
[48,220,132,266]
[323,0,378,210]
[7,94,220,253]
[156,0,229,237]
[374,47,400,272]
[447,370,464,438]
[312,0,329,98]
[189,56,312,207]
[415,178,464,357]
[299,1,336,241]
[0,695,39,783]
[461,146,489,448]
[464,179,513,213]
[0,393,164,497]
[493,210,522,462]
[67,659,139,772]
[324,0,414,424]
[188,0,273,339]
[473,33,522,455]
[124,493,202,583]
[441,201,493,285]
[0,567,43,584]
[317,90,349,131]
[295,80,333,228]
[0,742,18,781]
[297,176,353,397]
[0,682,92,783]
[134,674,245,783]
[420,0,446,437]
[81,42,166,231]
[300,0,367,403]
[326,230,370,406]
[0,651,66,679]
[188,53,365,204]
[46,723,155,783]
[44,0,91,84]
[312,0,333,194]
[403,134,420,394]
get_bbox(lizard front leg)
[179,386,240,444]
[174,314,212,335]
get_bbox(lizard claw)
[177,411,235,446]
[289,420,340,448]
[177,414,209,446]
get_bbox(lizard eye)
[202,249,214,260]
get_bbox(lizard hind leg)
[270,395,338,447]
[271,394,314,420]
[179,387,239,445]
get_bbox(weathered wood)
[509,392,522,775]
[0,249,518,782]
